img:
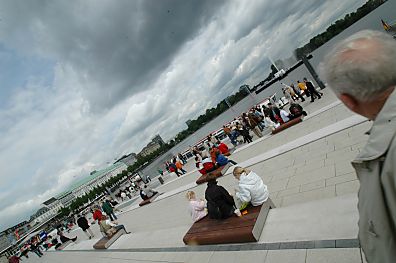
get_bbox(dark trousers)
[294,91,305,101]
[308,88,321,101]
[114,225,127,233]
[228,159,238,165]
[106,211,117,221]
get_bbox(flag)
[381,19,391,31]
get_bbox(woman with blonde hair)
[233,166,269,207]
[186,191,207,222]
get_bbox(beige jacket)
[352,88,396,263]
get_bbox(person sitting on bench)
[205,178,241,219]
[289,103,307,119]
[142,185,158,199]
[215,151,237,166]
[139,187,149,200]
[186,191,208,222]
[232,166,269,210]
[99,215,129,238]
[54,231,77,249]
[201,156,217,173]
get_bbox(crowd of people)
[164,155,187,177]
[282,78,323,103]
[222,99,307,146]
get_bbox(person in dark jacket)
[102,200,117,221]
[289,103,307,119]
[57,231,77,244]
[205,179,241,219]
[303,78,322,102]
[77,214,94,239]
[267,103,282,124]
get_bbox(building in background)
[71,162,127,198]
[152,135,165,146]
[138,135,165,157]
[29,207,53,226]
[43,197,63,215]
[115,152,138,166]
[56,191,76,208]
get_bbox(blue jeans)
[229,131,238,145]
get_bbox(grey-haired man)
[320,30,396,263]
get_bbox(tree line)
[295,0,386,59]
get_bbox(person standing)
[102,199,117,221]
[290,83,305,102]
[175,159,187,174]
[303,78,322,102]
[297,80,310,98]
[77,214,94,239]
[236,121,252,143]
[223,125,237,146]
[92,206,103,222]
[247,112,263,138]
[320,30,396,263]
[29,240,43,258]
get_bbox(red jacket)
[93,209,103,221]
[218,143,229,155]
[210,147,221,163]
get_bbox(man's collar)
[354,88,396,162]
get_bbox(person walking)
[77,214,94,239]
[175,159,187,174]
[29,241,43,258]
[320,30,396,263]
[290,83,305,102]
[223,125,237,146]
[92,206,103,222]
[102,199,117,221]
[236,121,252,143]
[303,78,322,102]
[297,80,310,98]
[247,112,263,138]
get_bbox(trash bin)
[158,176,164,184]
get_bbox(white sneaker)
[234,209,242,217]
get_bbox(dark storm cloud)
[0,0,226,111]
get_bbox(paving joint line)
[52,238,360,253]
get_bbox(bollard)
[158,176,164,184]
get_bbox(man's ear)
[339,93,358,111]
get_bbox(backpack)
[207,198,222,219]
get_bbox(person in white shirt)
[280,109,290,123]
[232,166,269,208]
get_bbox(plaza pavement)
[25,88,370,262]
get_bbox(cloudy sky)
[0,0,364,231]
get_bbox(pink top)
[188,200,208,222]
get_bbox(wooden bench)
[272,116,303,135]
[183,198,275,245]
[138,192,160,207]
[55,240,73,250]
[93,228,126,249]
[196,163,232,185]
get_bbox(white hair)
[319,30,396,101]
